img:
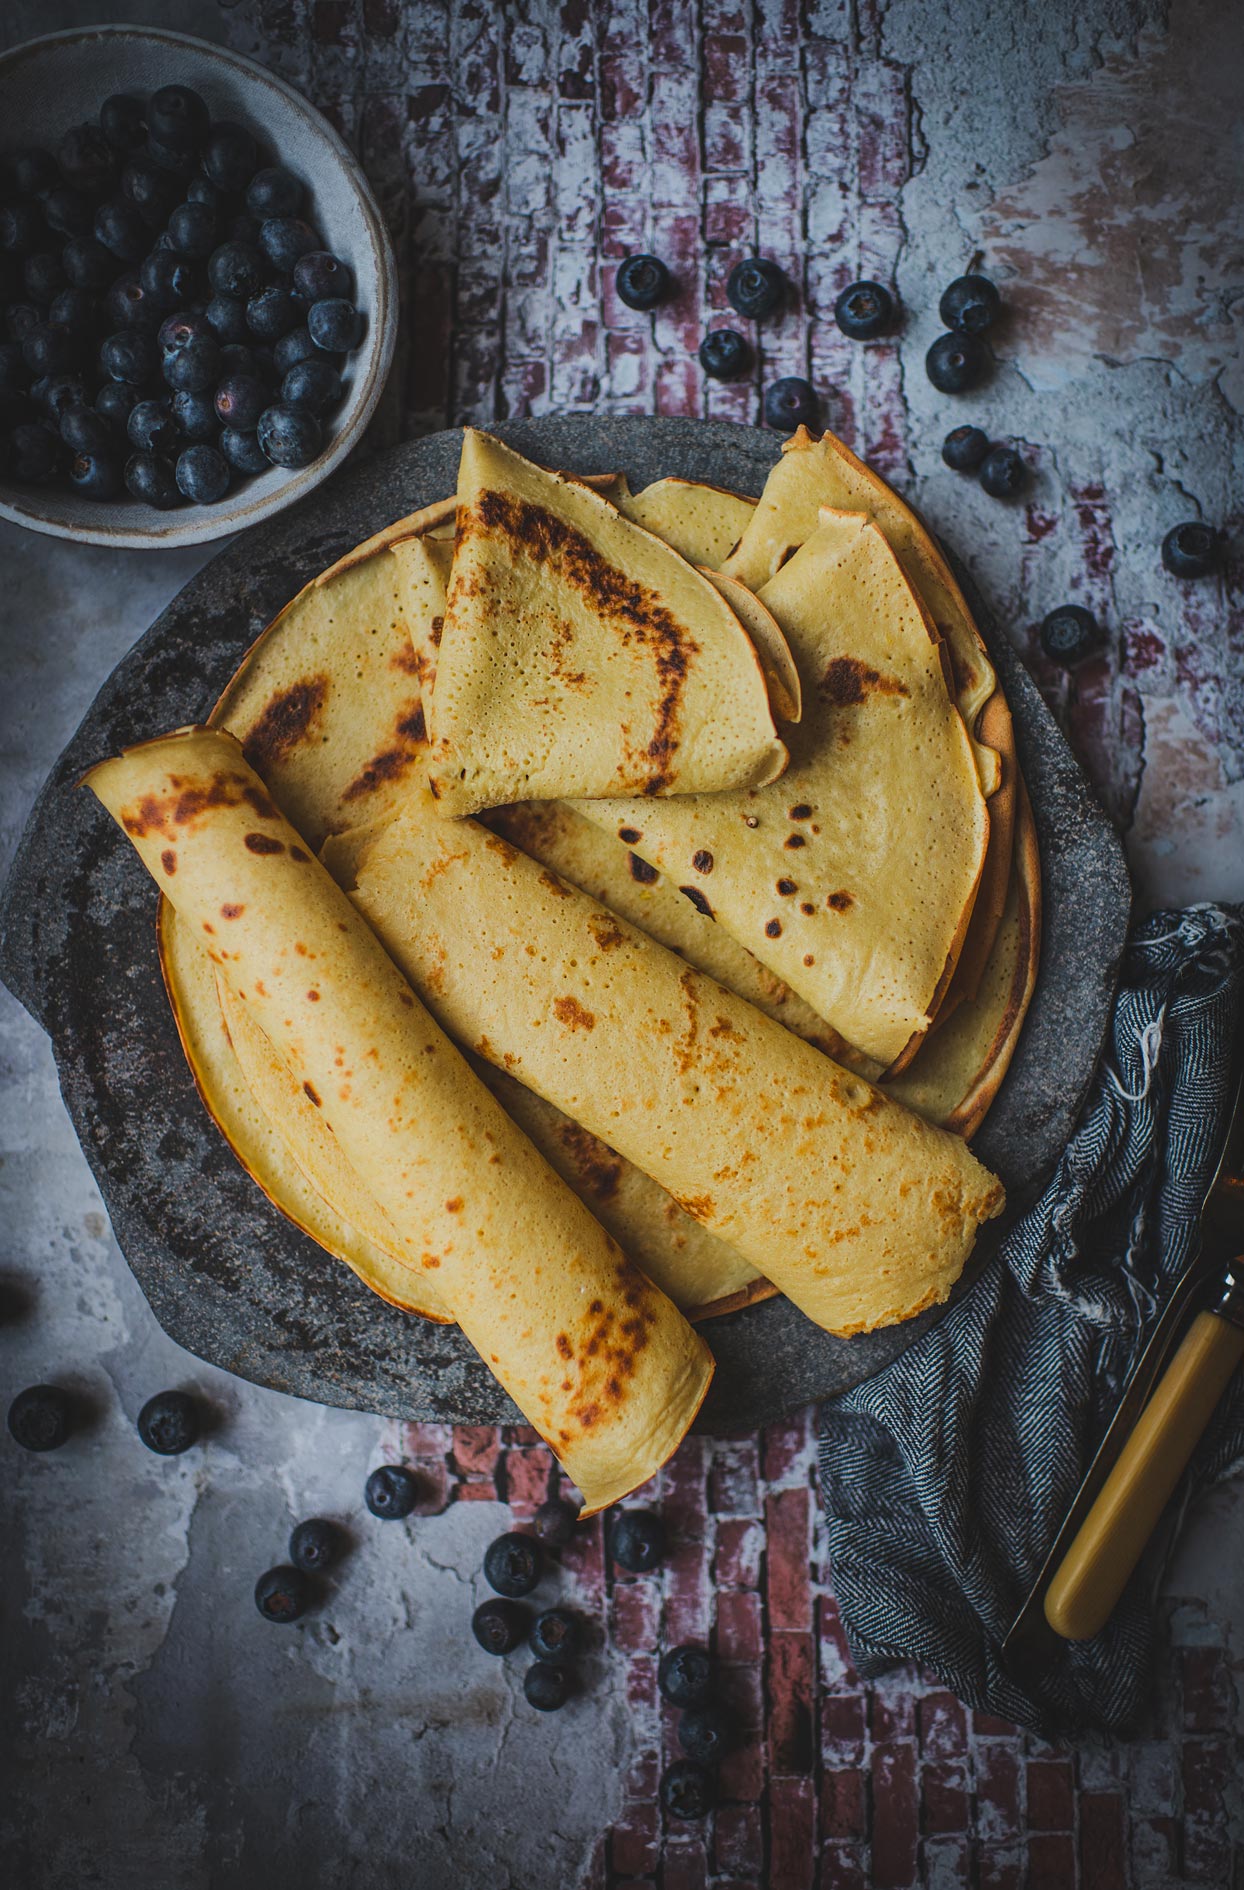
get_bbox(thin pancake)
[617,475,758,569]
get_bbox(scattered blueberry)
[62,405,113,454]
[1161,521,1219,579]
[925,331,987,393]
[483,1531,541,1598]
[941,424,990,472]
[200,121,260,195]
[939,273,1001,334]
[124,450,179,508]
[364,1463,420,1519]
[127,397,179,456]
[292,251,352,302]
[247,167,305,219]
[307,298,363,353]
[529,1608,579,1664]
[763,376,819,431]
[257,401,321,468]
[101,329,156,385]
[531,1496,580,1547]
[978,443,1027,499]
[678,1704,734,1764]
[208,242,268,302]
[615,253,670,312]
[471,1597,528,1655]
[204,295,252,346]
[289,1518,343,1572]
[524,1662,570,1711]
[833,279,893,340]
[259,217,319,274]
[100,95,146,154]
[137,1389,200,1454]
[281,359,342,413]
[94,199,149,264]
[163,335,219,394]
[168,201,218,261]
[727,256,785,319]
[660,1760,715,1820]
[7,1383,72,1450]
[171,389,218,442]
[147,85,210,152]
[658,1644,714,1708]
[254,1564,310,1624]
[611,1508,666,1573]
[219,427,269,474]
[174,442,229,504]
[699,328,752,380]
[1039,605,1099,668]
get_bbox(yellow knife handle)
[1044,1303,1244,1641]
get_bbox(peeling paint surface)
[1,0,1242,1885]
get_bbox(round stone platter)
[0,419,1131,1431]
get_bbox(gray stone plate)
[0,419,1131,1431]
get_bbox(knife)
[1004,1051,1244,1667]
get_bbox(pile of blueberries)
[0,83,365,508]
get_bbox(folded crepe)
[85,727,713,1511]
[575,509,990,1069]
[323,783,1005,1338]
[425,430,790,815]
[616,476,758,570]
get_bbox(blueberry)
[941,424,990,472]
[214,373,268,429]
[610,1508,666,1573]
[68,448,123,500]
[148,85,210,152]
[171,389,218,442]
[219,427,269,475]
[7,1383,72,1450]
[61,405,113,454]
[59,123,117,195]
[121,158,181,228]
[1039,605,1099,668]
[158,310,216,356]
[39,186,93,240]
[101,329,156,385]
[699,328,752,380]
[833,279,894,340]
[6,304,41,344]
[146,133,201,178]
[727,256,785,319]
[364,1463,420,1518]
[104,273,158,330]
[660,1760,715,1820]
[128,397,180,456]
[163,335,220,394]
[101,95,147,153]
[307,298,364,353]
[247,166,305,219]
[0,203,43,256]
[259,217,319,275]
[482,1531,541,1597]
[94,198,149,262]
[1161,520,1219,579]
[289,1518,343,1572]
[763,375,820,431]
[292,251,352,302]
[23,251,68,305]
[48,287,97,337]
[978,443,1027,499]
[168,201,218,260]
[254,1564,310,1624]
[256,401,321,468]
[615,253,671,311]
[217,343,264,380]
[272,325,321,376]
[939,274,1001,335]
[62,237,116,290]
[531,1496,580,1547]
[124,450,180,507]
[204,295,252,346]
[529,1608,579,1664]
[137,1389,201,1454]
[97,382,141,429]
[8,148,59,197]
[175,442,230,504]
[658,1644,714,1708]
[201,122,261,194]
[140,249,199,311]
[0,343,26,396]
[471,1597,528,1655]
[9,422,60,482]
[524,1662,570,1711]
[23,323,78,378]
[227,213,263,248]
[30,373,81,418]
[247,286,300,341]
[678,1704,734,1763]
[281,359,342,413]
[208,242,268,301]
[925,331,986,393]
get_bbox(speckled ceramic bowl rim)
[0,24,398,550]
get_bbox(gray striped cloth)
[819,904,1244,1735]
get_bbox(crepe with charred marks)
[323,784,1005,1339]
[85,728,714,1513]
[425,430,791,815]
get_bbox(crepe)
[324,784,1005,1338]
[616,476,758,569]
[575,509,990,1068]
[85,728,713,1512]
[425,430,790,815]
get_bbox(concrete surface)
[1,1,1241,1887]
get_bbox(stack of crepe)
[85,425,1034,1508]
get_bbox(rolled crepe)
[84,727,713,1511]
[324,781,1006,1337]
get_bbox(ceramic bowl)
[0,24,398,549]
